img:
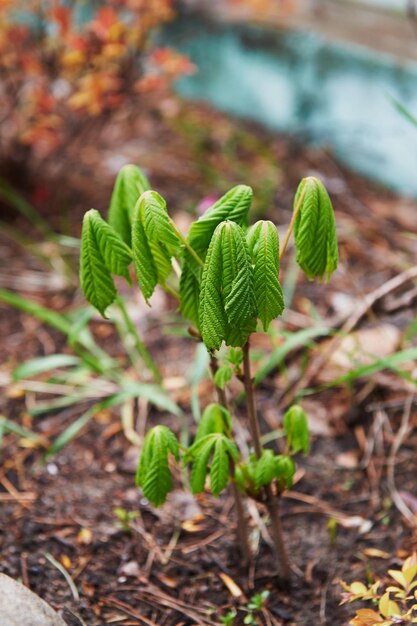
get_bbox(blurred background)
[1,0,417,228]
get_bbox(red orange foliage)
[0,0,195,157]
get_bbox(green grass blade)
[254,326,330,384]
[13,355,80,381]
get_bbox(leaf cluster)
[81,166,338,359]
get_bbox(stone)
[0,573,67,626]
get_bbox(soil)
[1,95,417,626]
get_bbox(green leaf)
[188,185,253,253]
[136,425,179,507]
[179,263,201,326]
[254,449,276,488]
[185,432,237,497]
[210,437,231,496]
[80,209,132,317]
[140,191,179,251]
[247,220,284,330]
[221,221,255,332]
[274,455,296,489]
[108,164,150,245]
[293,177,338,281]
[283,405,309,455]
[180,185,253,327]
[13,354,80,381]
[195,403,232,441]
[198,225,228,350]
[189,435,216,494]
[131,191,178,302]
[199,221,256,351]
[131,209,157,302]
[214,365,233,390]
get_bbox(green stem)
[242,340,291,585]
[161,283,181,301]
[115,295,163,384]
[209,354,251,564]
[169,219,205,268]
[242,342,263,458]
[279,183,307,261]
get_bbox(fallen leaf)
[219,572,244,598]
[363,548,390,559]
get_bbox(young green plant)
[79,165,339,585]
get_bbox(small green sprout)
[113,507,139,534]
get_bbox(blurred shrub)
[0,0,194,159]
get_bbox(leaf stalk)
[169,218,205,268]
[279,183,307,261]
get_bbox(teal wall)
[165,17,417,196]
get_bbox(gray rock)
[0,573,67,626]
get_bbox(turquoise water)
[165,17,417,197]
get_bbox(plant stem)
[209,354,251,564]
[242,342,263,458]
[115,295,163,384]
[279,183,307,260]
[161,283,181,301]
[264,485,291,585]
[242,340,291,585]
[169,219,205,268]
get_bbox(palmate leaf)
[180,185,253,327]
[185,432,238,497]
[136,425,179,507]
[108,164,150,246]
[254,450,295,490]
[247,220,284,330]
[199,221,255,350]
[132,191,179,303]
[80,209,132,317]
[293,177,338,280]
